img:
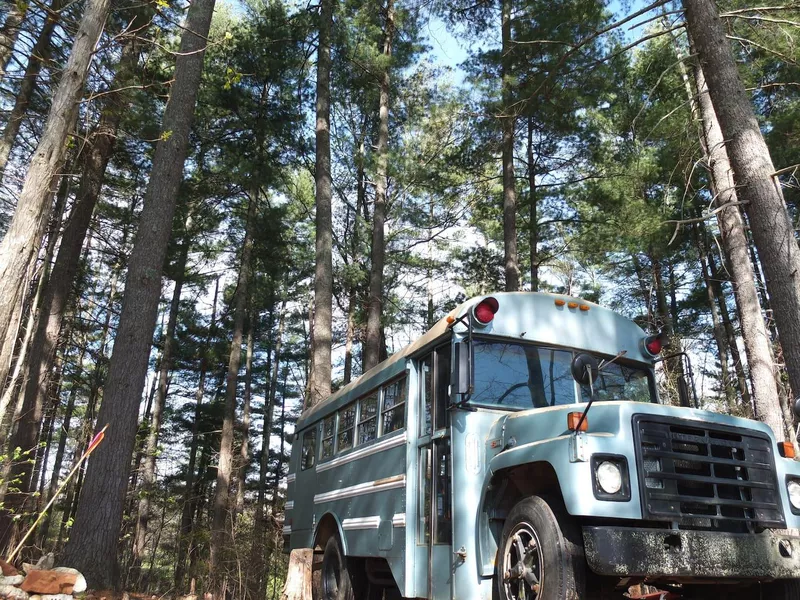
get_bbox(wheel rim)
[322,544,341,600]
[502,522,543,600]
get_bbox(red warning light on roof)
[473,297,499,325]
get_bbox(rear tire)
[314,535,362,600]
[496,495,586,600]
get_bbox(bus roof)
[296,292,651,429]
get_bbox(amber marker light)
[446,315,455,325]
[579,304,590,311]
[780,441,796,459]
[567,412,588,432]
[555,299,566,307]
[567,301,579,309]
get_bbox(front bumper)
[583,526,800,580]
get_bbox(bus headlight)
[788,479,800,511]
[596,461,622,494]
[591,454,630,501]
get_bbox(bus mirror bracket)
[449,311,476,412]
[453,342,470,395]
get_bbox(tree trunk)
[235,315,255,519]
[693,223,734,409]
[690,48,785,439]
[210,194,257,592]
[249,298,285,600]
[309,0,334,406]
[363,0,394,373]
[685,0,800,429]
[501,0,519,292]
[527,117,538,291]
[174,276,219,592]
[0,0,109,400]
[0,54,133,539]
[0,1,27,79]
[131,228,190,582]
[60,0,216,585]
[705,236,753,412]
[0,0,64,177]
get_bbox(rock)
[51,571,83,595]
[33,557,53,572]
[0,576,24,586]
[0,562,17,577]
[38,595,73,600]
[20,571,77,595]
[0,584,29,600]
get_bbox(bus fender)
[313,511,348,556]
[476,446,569,578]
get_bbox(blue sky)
[424,0,651,78]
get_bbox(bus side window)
[337,403,356,452]
[357,393,378,445]
[321,415,335,460]
[382,377,406,434]
[301,428,316,470]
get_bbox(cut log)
[282,549,312,600]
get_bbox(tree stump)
[282,548,312,600]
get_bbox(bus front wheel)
[316,535,362,600]
[496,495,585,600]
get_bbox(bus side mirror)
[452,343,470,395]
[678,375,692,408]
[793,397,800,421]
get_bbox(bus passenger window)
[357,393,378,445]
[301,429,316,470]
[321,415,335,460]
[434,438,451,544]
[337,404,356,452]
[382,378,406,435]
[420,358,432,436]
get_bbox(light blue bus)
[284,292,800,599]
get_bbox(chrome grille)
[633,416,784,531]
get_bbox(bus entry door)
[417,347,453,599]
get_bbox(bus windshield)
[469,339,655,410]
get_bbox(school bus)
[283,292,800,599]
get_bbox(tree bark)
[0,40,135,539]
[309,0,334,406]
[0,0,64,177]
[527,116,538,291]
[131,226,190,582]
[685,0,800,428]
[693,223,734,408]
[363,0,394,373]
[0,1,27,79]
[248,298,284,600]
[501,0,519,292]
[690,49,785,438]
[174,276,219,592]
[0,0,109,402]
[235,315,255,519]
[210,194,257,593]
[60,0,216,585]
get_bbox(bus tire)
[496,495,585,600]
[316,535,362,600]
